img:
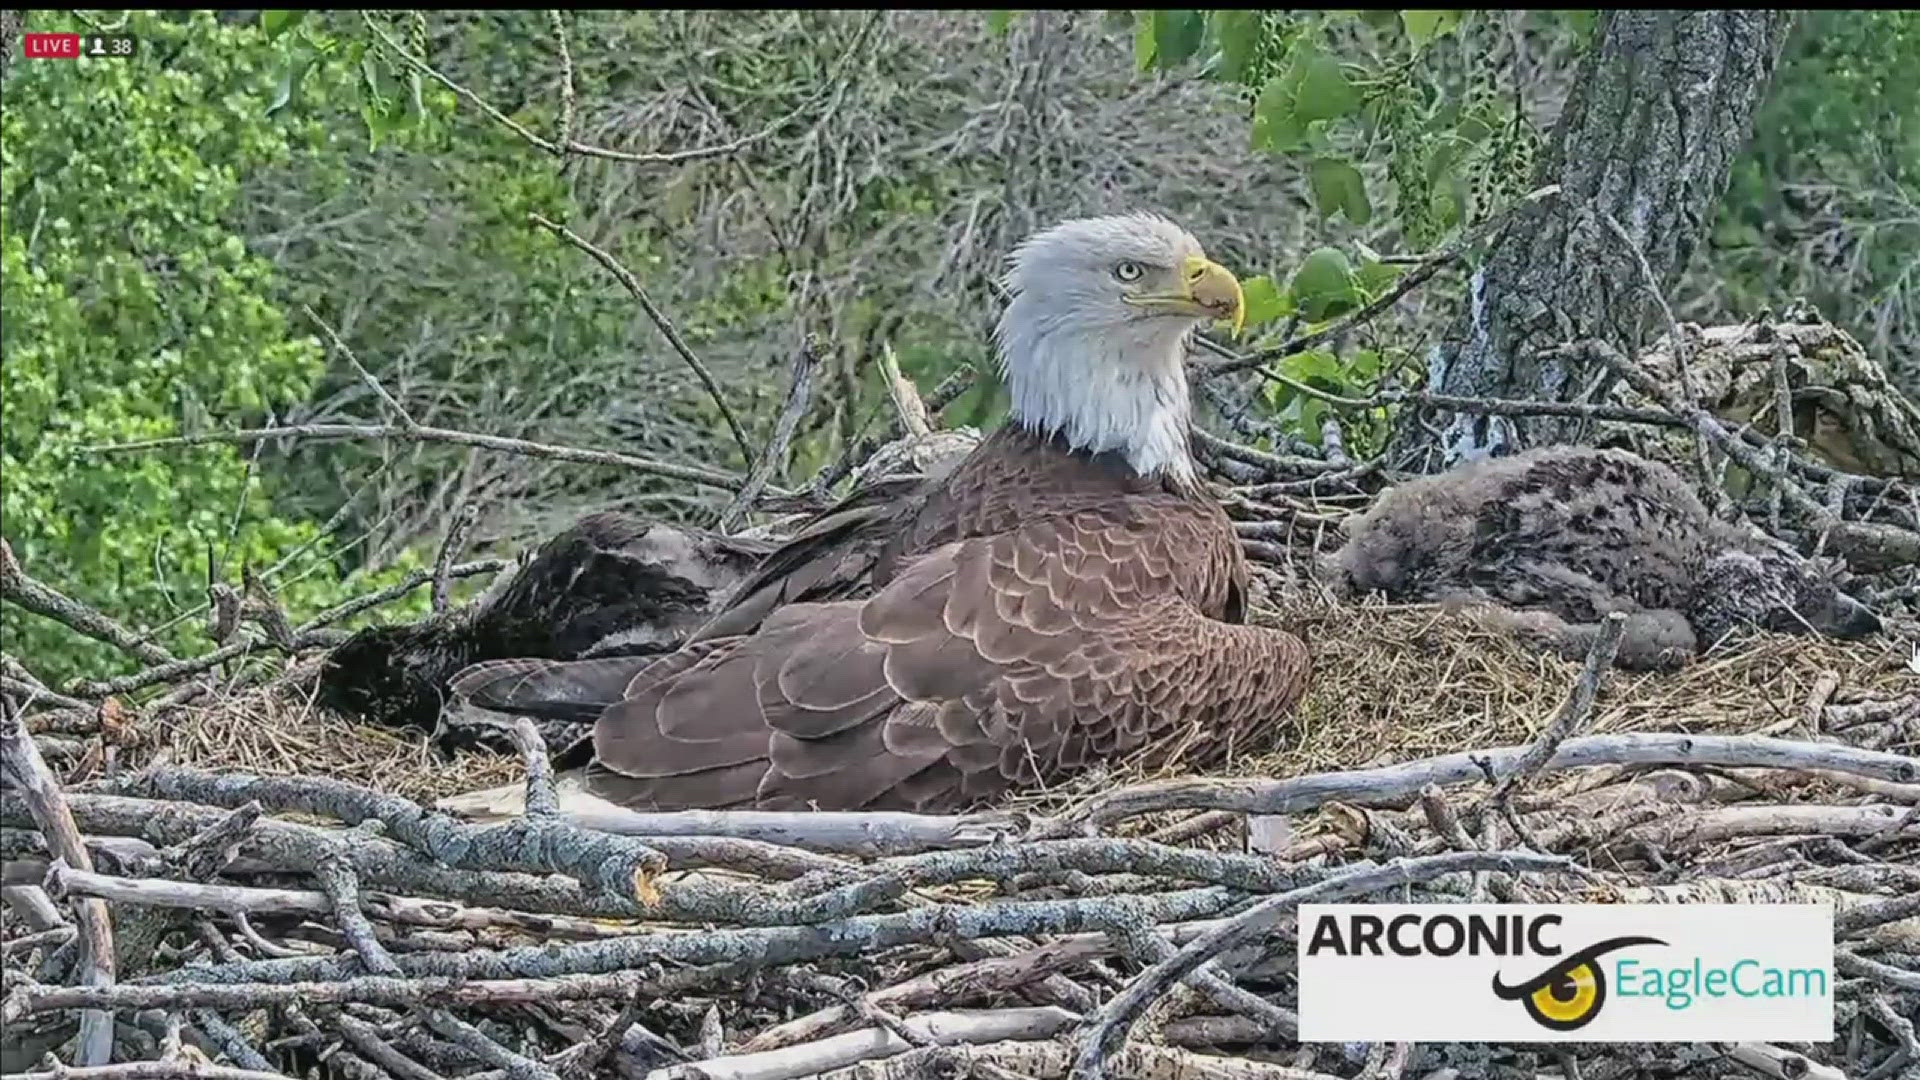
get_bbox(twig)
[1725,1042,1848,1080]
[1222,367,1683,428]
[361,10,876,167]
[505,718,559,818]
[333,1013,447,1080]
[1074,851,1573,1079]
[0,703,117,1067]
[1191,429,1345,477]
[71,560,507,698]
[188,1010,277,1074]
[315,848,403,976]
[1197,184,1561,377]
[647,1008,1078,1080]
[0,1065,296,1080]
[548,10,575,153]
[722,336,822,532]
[112,768,668,905]
[423,1009,561,1080]
[2,541,175,667]
[1837,950,1920,992]
[35,862,662,941]
[527,213,753,464]
[1595,209,1721,503]
[1054,733,1920,831]
[815,366,976,491]
[307,305,417,430]
[86,422,749,495]
[144,888,1243,985]
[504,802,1023,857]
[430,505,479,614]
[17,972,661,1013]
[2,678,92,715]
[876,344,932,438]
[1474,611,1627,828]
[816,1039,1345,1080]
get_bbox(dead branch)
[1,704,117,1066]
[71,559,506,698]
[1074,851,1573,1080]
[1055,733,1920,832]
[2,541,175,668]
[722,336,823,531]
[528,213,754,463]
[110,768,667,905]
[649,1008,1078,1080]
[85,420,752,495]
[429,504,479,613]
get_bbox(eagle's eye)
[1112,259,1145,283]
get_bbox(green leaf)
[1281,348,1342,383]
[1400,10,1462,50]
[1251,75,1306,152]
[1151,11,1208,67]
[265,52,316,118]
[1292,51,1358,124]
[1356,257,1402,299]
[1297,397,1329,443]
[261,10,307,39]
[987,10,1013,37]
[1349,348,1384,380]
[1239,274,1292,329]
[1289,246,1360,321]
[1134,12,1159,71]
[1308,157,1372,225]
[1212,9,1262,81]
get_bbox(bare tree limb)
[528,212,754,464]
[86,422,752,494]
[1,702,117,1067]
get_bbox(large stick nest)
[2,318,1916,1080]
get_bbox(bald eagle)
[447,214,1312,813]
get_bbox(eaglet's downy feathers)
[1328,444,1883,670]
[444,214,1313,814]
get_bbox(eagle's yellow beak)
[1184,255,1245,337]
[1125,255,1244,336]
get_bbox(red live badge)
[23,33,82,59]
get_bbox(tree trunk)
[1407,10,1794,466]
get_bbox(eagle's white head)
[995,213,1243,485]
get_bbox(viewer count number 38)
[86,35,138,58]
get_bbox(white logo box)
[1297,903,1834,1042]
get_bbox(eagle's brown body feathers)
[452,427,1309,812]
[449,213,1311,813]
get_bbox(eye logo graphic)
[1490,935,1666,1031]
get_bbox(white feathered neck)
[994,297,1197,486]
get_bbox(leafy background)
[3,9,1914,682]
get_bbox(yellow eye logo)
[1491,936,1665,1031]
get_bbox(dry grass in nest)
[135,666,522,804]
[1005,590,1914,827]
[120,596,1912,815]
[1268,593,1912,774]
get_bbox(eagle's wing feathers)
[581,507,1307,811]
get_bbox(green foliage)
[1308,157,1371,225]
[1399,10,1462,52]
[1,12,421,683]
[1708,9,1919,358]
[1130,9,1557,252]
[1111,9,1563,445]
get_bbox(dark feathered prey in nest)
[1327,445,1883,671]
[316,512,776,750]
